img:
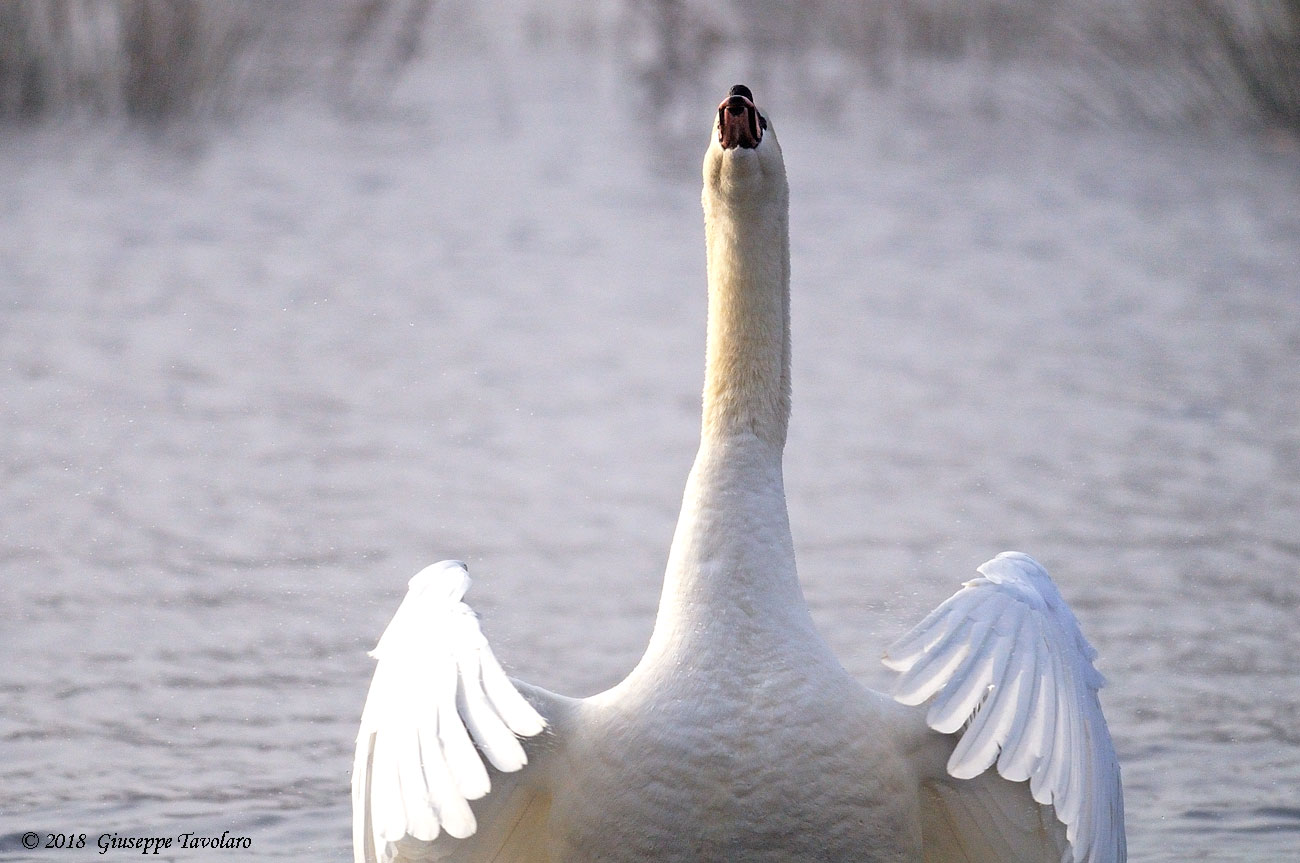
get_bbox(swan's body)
[353,86,1125,863]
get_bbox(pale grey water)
[3,38,1300,863]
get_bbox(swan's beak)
[718,85,765,150]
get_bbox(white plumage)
[353,561,545,861]
[885,552,1125,863]
[352,86,1125,863]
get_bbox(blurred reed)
[0,0,433,121]
[0,0,1296,131]
[625,0,1300,131]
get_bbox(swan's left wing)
[884,552,1125,863]
[352,561,559,863]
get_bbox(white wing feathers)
[884,552,1125,863]
[353,561,547,863]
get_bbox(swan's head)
[704,84,786,208]
[717,83,766,150]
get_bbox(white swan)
[352,85,1125,863]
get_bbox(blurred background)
[2,0,1300,129]
[3,2,1298,861]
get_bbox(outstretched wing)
[352,561,552,863]
[884,552,1125,863]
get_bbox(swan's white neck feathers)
[701,146,792,448]
[637,124,821,676]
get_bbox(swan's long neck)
[701,187,791,447]
[633,158,823,674]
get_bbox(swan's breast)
[549,664,923,863]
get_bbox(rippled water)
[4,39,1299,863]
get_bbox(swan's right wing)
[884,552,1124,863]
[353,561,566,863]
